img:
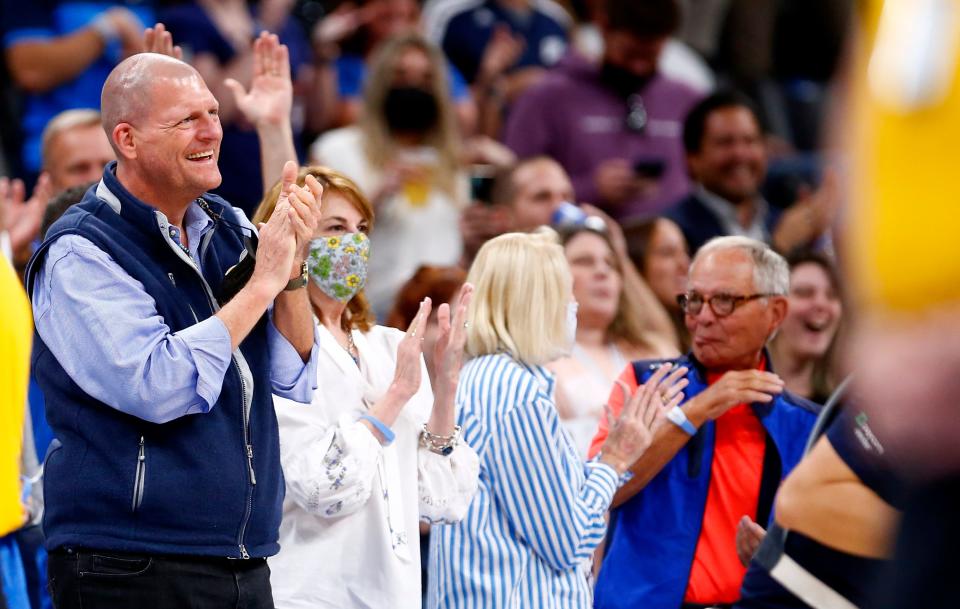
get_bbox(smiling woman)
[769,250,844,403]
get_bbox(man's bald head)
[101,53,203,152]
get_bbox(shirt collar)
[521,360,556,400]
[183,199,215,233]
[696,185,770,242]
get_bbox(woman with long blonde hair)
[310,33,468,318]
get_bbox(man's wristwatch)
[665,405,698,436]
[284,260,308,291]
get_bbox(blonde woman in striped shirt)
[428,230,687,608]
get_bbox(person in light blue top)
[427,229,689,608]
[25,51,322,609]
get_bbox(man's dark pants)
[47,548,272,609]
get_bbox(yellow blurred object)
[398,147,438,208]
[850,0,960,311]
[0,257,31,536]
[402,174,432,207]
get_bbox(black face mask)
[383,86,439,134]
[599,61,651,99]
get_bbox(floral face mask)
[307,232,371,302]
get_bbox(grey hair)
[692,236,790,295]
[41,109,102,168]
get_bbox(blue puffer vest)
[25,163,283,559]
[594,353,820,609]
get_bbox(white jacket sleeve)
[280,408,384,519]
[417,438,480,524]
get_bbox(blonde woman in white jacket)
[254,165,479,609]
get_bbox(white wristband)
[666,405,698,436]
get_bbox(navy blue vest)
[26,163,284,558]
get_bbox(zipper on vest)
[235,357,255,559]
[157,213,258,560]
[167,273,176,286]
[246,444,257,485]
[132,436,146,512]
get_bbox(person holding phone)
[503,0,703,220]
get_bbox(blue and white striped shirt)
[427,353,620,609]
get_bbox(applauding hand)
[432,284,475,396]
[143,23,182,59]
[391,298,433,401]
[274,161,323,268]
[600,363,688,474]
[0,173,52,254]
[225,32,292,129]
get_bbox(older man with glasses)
[588,235,820,609]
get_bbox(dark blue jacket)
[665,192,784,254]
[594,353,820,609]
[26,163,283,559]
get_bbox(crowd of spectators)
[3,1,941,609]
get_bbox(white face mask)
[565,301,579,351]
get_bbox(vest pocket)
[132,436,146,512]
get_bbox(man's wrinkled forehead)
[689,249,756,292]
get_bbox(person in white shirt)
[254,166,479,609]
[309,33,469,318]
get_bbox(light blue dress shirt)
[31,191,318,424]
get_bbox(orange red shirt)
[588,360,768,604]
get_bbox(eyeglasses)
[677,292,773,317]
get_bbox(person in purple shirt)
[503,0,703,221]
[27,50,321,608]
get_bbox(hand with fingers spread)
[478,25,525,84]
[143,23,182,59]
[431,284,475,396]
[736,515,766,567]
[102,7,147,58]
[204,0,255,53]
[0,173,53,254]
[225,32,292,129]
[685,369,785,425]
[600,363,687,474]
[274,160,323,273]
[310,2,374,58]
